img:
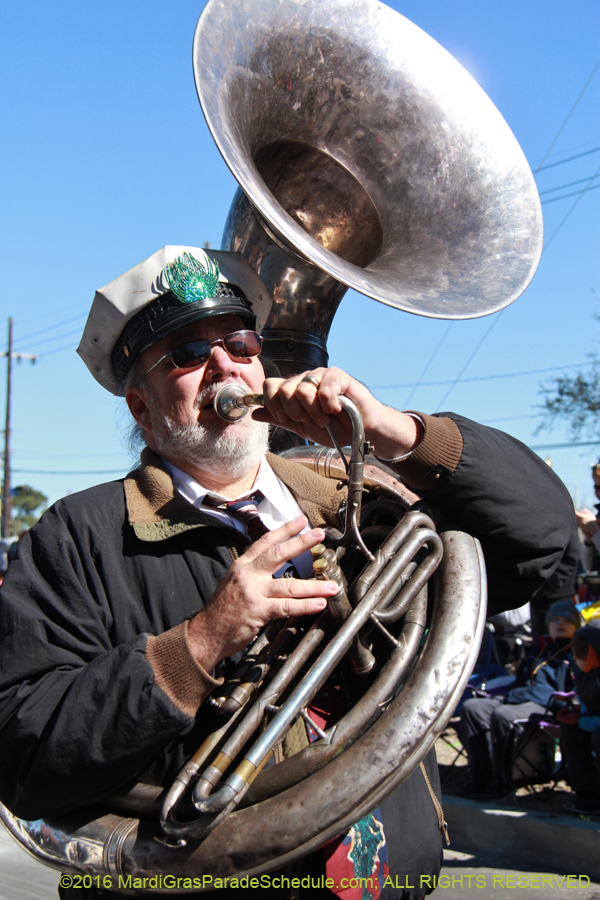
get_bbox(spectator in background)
[559,624,600,814]
[460,600,579,799]
[0,537,19,585]
[0,532,27,584]
[0,543,7,585]
[576,460,600,574]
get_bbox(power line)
[15,314,86,346]
[39,343,78,357]
[433,313,503,412]
[536,146,600,172]
[539,174,600,195]
[535,146,600,173]
[17,328,83,351]
[12,468,126,476]
[528,441,600,450]
[369,360,593,391]
[403,322,454,407]
[541,182,600,205]
[534,58,600,172]
[544,162,600,250]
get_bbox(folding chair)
[438,717,468,783]
[440,670,516,784]
[506,692,576,792]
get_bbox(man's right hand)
[186,516,339,671]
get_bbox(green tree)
[11,484,48,532]
[539,354,600,440]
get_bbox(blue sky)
[1,1,599,513]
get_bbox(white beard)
[146,383,270,482]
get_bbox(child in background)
[460,600,578,800]
[559,624,600,814]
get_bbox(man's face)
[140,314,264,429]
[547,616,576,640]
[127,314,268,477]
[593,472,600,499]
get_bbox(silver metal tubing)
[161,616,329,838]
[191,521,434,821]
[214,385,375,562]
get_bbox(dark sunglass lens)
[170,340,211,369]
[224,331,262,357]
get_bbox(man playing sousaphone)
[0,246,575,899]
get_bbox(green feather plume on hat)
[163,252,220,304]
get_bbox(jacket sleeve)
[0,501,195,821]
[577,670,600,716]
[580,542,596,573]
[393,413,577,616]
[507,661,573,710]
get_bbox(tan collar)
[265,453,344,529]
[124,448,345,542]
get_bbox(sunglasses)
[144,331,262,376]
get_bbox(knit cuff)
[146,620,223,718]
[389,413,463,492]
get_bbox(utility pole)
[1,318,39,538]
[1,318,13,538]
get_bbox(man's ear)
[126,387,152,433]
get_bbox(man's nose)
[204,344,241,381]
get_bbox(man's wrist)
[146,621,223,716]
[187,609,225,672]
[367,409,424,461]
[371,413,424,462]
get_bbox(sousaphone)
[0,0,542,888]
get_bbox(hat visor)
[135,296,257,361]
[119,296,256,375]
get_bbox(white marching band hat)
[77,246,272,394]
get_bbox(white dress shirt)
[160,456,313,577]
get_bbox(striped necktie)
[203,490,269,541]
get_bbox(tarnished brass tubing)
[160,616,331,837]
[191,618,328,808]
[161,619,311,836]
[315,560,375,674]
[212,619,286,709]
[191,536,420,822]
[159,718,243,833]
[214,387,375,563]
[353,529,441,626]
[220,669,267,716]
[215,620,299,717]
[245,588,429,805]
[374,535,442,625]
[350,511,438,608]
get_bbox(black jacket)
[0,413,575,899]
[505,636,574,709]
